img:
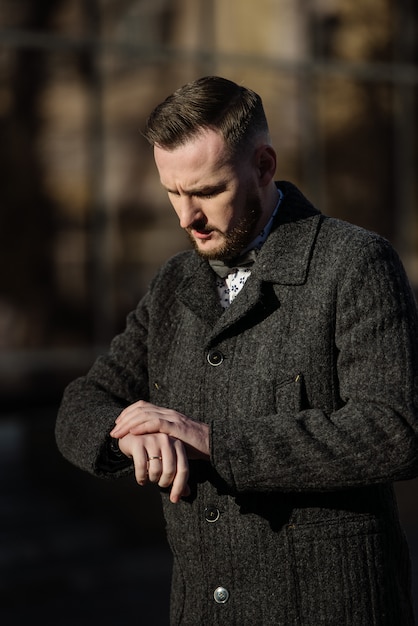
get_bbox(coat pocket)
[274,372,304,414]
[287,515,407,625]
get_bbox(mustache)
[188,219,218,234]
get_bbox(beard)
[186,189,263,261]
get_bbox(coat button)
[204,506,220,523]
[213,586,229,604]
[207,349,224,366]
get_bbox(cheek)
[225,195,247,228]
[167,196,181,218]
[217,205,236,231]
[221,189,244,222]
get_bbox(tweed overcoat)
[56,182,418,625]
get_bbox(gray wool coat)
[56,182,418,625]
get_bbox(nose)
[176,195,202,229]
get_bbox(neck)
[255,183,280,234]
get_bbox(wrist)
[97,434,132,473]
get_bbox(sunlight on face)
[154,130,264,260]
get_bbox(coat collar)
[252,181,321,285]
[175,181,322,339]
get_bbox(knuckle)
[135,472,147,485]
[159,473,175,488]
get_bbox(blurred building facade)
[0,0,417,403]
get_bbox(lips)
[188,221,214,240]
[193,229,213,240]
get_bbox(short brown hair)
[143,76,269,156]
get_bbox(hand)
[111,400,210,460]
[117,431,190,504]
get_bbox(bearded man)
[56,76,418,625]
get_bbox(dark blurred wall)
[0,0,416,387]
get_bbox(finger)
[112,413,169,438]
[111,414,152,437]
[147,454,163,483]
[170,441,190,504]
[112,405,146,434]
[148,433,178,485]
[130,441,151,486]
[128,418,175,438]
[157,441,177,489]
[110,422,131,437]
[116,400,161,424]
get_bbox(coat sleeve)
[210,238,418,492]
[55,292,151,478]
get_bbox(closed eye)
[194,191,216,199]
[164,183,227,199]
[193,184,226,199]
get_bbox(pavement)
[0,407,172,626]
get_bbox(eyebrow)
[163,182,227,196]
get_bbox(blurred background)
[0,0,417,624]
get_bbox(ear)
[255,145,277,187]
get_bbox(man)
[56,76,418,625]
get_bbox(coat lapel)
[209,204,322,342]
[175,257,224,328]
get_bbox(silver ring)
[148,456,162,461]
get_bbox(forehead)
[154,129,234,185]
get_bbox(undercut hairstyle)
[143,76,270,157]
